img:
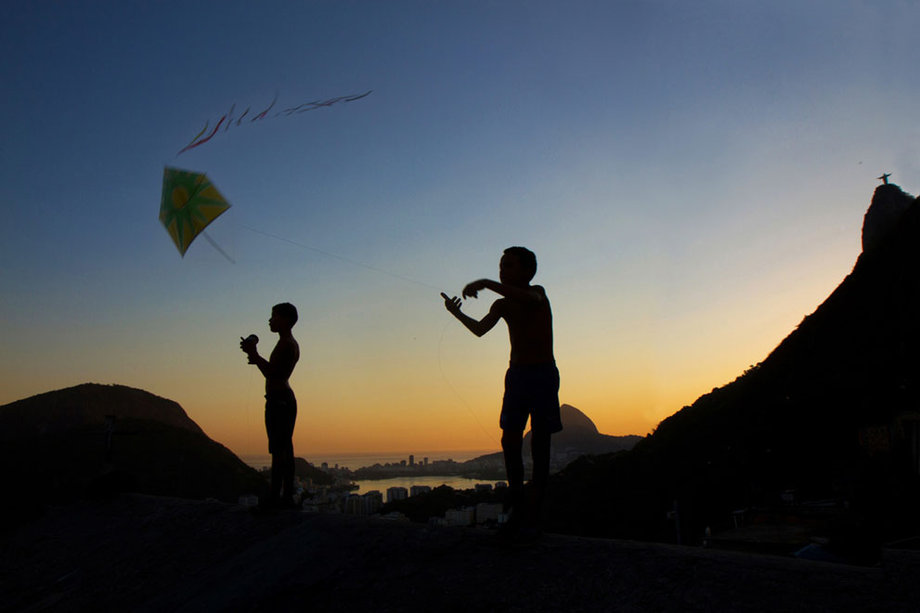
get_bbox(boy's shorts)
[265,389,297,455]
[500,362,562,433]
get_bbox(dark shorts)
[500,362,562,434]
[265,389,296,455]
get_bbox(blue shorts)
[500,362,562,433]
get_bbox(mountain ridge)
[0,382,203,439]
[543,184,920,554]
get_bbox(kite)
[159,167,231,257]
[178,89,372,155]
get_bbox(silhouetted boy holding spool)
[240,302,300,509]
[442,246,561,537]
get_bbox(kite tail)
[182,121,210,150]
[175,90,371,152]
[344,90,373,102]
[252,94,277,121]
[177,115,227,155]
[224,104,236,132]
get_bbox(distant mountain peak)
[522,403,640,457]
[862,183,914,253]
[559,404,599,434]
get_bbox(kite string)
[437,320,500,448]
[238,224,444,293]
[235,223,499,449]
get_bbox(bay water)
[241,449,503,494]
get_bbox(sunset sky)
[2,1,919,458]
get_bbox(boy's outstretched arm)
[441,292,502,337]
[462,279,544,304]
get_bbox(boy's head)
[269,302,298,332]
[500,246,537,285]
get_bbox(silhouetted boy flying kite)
[442,246,561,537]
[240,303,301,509]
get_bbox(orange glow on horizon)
[0,225,860,459]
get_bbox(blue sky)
[2,1,918,455]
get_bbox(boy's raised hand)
[441,292,463,315]
[240,335,258,353]
[462,280,486,299]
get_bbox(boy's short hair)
[504,246,537,282]
[272,302,298,326]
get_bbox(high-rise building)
[346,491,384,515]
[445,508,475,526]
[386,486,408,503]
[344,494,364,515]
[410,485,431,497]
[364,490,383,514]
[475,502,503,524]
[409,454,415,466]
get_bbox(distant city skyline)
[242,449,493,471]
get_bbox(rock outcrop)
[862,183,913,253]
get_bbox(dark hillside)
[543,185,920,556]
[0,382,204,438]
[0,384,265,514]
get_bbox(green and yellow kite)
[159,167,231,256]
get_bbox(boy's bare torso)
[496,285,554,365]
[266,337,300,395]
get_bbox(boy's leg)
[500,366,530,529]
[526,363,560,529]
[530,428,551,521]
[265,405,281,505]
[279,441,295,504]
[278,400,297,505]
[269,453,282,502]
[265,395,296,506]
[501,428,525,514]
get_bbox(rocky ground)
[2,494,918,612]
